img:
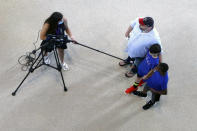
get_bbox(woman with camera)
[40,12,75,70]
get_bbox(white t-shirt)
[125,18,162,58]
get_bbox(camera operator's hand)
[70,36,77,44]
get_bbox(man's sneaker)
[62,62,69,71]
[143,100,155,110]
[44,56,50,64]
[125,86,138,94]
[133,91,147,97]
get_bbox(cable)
[33,30,41,50]
[18,30,41,71]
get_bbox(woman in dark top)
[40,12,75,70]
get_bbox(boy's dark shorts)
[144,84,161,102]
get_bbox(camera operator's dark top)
[56,23,66,35]
[41,22,68,51]
[46,22,66,36]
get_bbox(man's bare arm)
[125,26,133,38]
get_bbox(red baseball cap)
[139,17,154,27]
[139,18,145,25]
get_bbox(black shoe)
[125,71,135,78]
[143,100,155,110]
[133,91,147,97]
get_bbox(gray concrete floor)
[0,0,197,131]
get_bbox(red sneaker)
[138,80,145,87]
[125,86,138,94]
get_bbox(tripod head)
[32,34,73,54]
[46,34,71,47]
[47,34,71,44]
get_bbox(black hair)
[44,12,63,34]
[143,17,154,27]
[158,63,169,75]
[149,44,161,54]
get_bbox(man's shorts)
[130,57,144,74]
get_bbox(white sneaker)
[44,56,50,64]
[61,62,69,71]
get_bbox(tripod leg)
[12,52,42,96]
[54,48,67,91]
[12,72,31,96]
[59,70,67,91]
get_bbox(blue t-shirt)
[146,71,168,91]
[137,51,159,77]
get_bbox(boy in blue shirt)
[125,44,161,94]
[133,63,169,110]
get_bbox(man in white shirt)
[119,17,162,77]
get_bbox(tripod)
[12,34,125,96]
[12,40,67,96]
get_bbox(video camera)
[47,34,70,44]
[41,34,71,52]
